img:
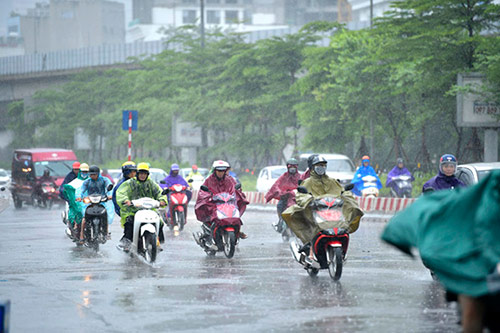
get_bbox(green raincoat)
[381,170,500,297]
[282,171,364,243]
[62,171,87,226]
[115,177,167,227]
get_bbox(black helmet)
[311,155,327,166]
[397,158,404,164]
[286,158,298,166]
[307,154,319,169]
[89,165,100,176]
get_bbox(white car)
[0,168,10,188]
[149,168,169,185]
[180,167,209,190]
[106,168,122,184]
[298,153,355,186]
[256,165,287,193]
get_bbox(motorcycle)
[389,175,413,198]
[360,175,380,197]
[164,183,191,235]
[34,181,58,208]
[77,193,110,251]
[289,184,354,281]
[127,197,162,263]
[193,184,243,258]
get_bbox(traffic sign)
[122,110,138,131]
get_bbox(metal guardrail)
[0,27,304,77]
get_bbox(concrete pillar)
[484,129,498,162]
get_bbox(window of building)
[225,10,238,23]
[182,0,196,4]
[243,9,252,24]
[225,0,237,4]
[207,0,220,3]
[183,10,197,24]
[207,10,221,24]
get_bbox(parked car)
[456,162,500,186]
[180,167,209,190]
[107,168,122,183]
[149,168,169,185]
[297,153,355,185]
[256,165,287,193]
[0,168,10,188]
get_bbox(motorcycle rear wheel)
[143,232,157,263]
[327,247,343,281]
[223,231,236,258]
[177,211,185,231]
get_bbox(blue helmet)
[121,161,137,178]
[439,154,457,172]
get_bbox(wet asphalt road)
[0,201,459,333]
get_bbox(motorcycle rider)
[186,164,203,185]
[116,162,167,252]
[265,158,301,232]
[386,158,414,195]
[193,160,249,246]
[283,155,363,259]
[59,161,80,202]
[161,163,192,227]
[77,165,114,241]
[62,163,90,241]
[112,161,137,216]
[422,154,465,192]
[351,155,382,196]
[300,154,318,182]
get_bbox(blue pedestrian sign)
[122,110,138,131]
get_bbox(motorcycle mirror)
[160,180,166,184]
[422,187,435,194]
[297,186,308,194]
[107,184,113,191]
[297,179,303,185]
[188,179,193,183]
[344,183,355,191]
[235,183,242,191]
[0,187,5,191]
[200,185,210,192]
[161,188,169,195]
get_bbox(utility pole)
[200,0,205,48]
[369,0,374,158]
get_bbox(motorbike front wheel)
[177,210,185,231]
[143,231,157,263]
[223,231,236,258]
[327,246,343,281]
[86,222,99,252]
[307,267,319,277]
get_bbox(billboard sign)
[457,73,500,127]
[172,116,202,147]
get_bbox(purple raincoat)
[422,171,465,192]
[160,169,189,189]
[386,166,414,187]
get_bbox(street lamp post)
[200,0,205,48]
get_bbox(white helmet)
[212,160,230,171]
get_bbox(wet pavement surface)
[0,201,459,332]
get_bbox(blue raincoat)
[79,175,114,224]
[351,162,382,196]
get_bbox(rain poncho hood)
[422,171,465,192]
[195,173,248,224]
[282,171,364,243]
[160,168,188,189]
[265,170,301,208]
[351,164,382,196]
[386,166,414,187]
[381,171,500,297]
[59,170,78,201]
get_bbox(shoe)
[107,232,111,240]
[298,243,311,254]
[239,232,248,240]
[65,228,73,239]
[117,238,131,252]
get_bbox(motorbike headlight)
[89,195,101,204]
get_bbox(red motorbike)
[165,184,190,233]
[194,185,243,258]
[290,185,353,281]
[34,181,58,209]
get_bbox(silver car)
[456,162,500,186]
[298,153,355,185]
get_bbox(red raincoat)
[265,171,301,208]
[195,173,249,224]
